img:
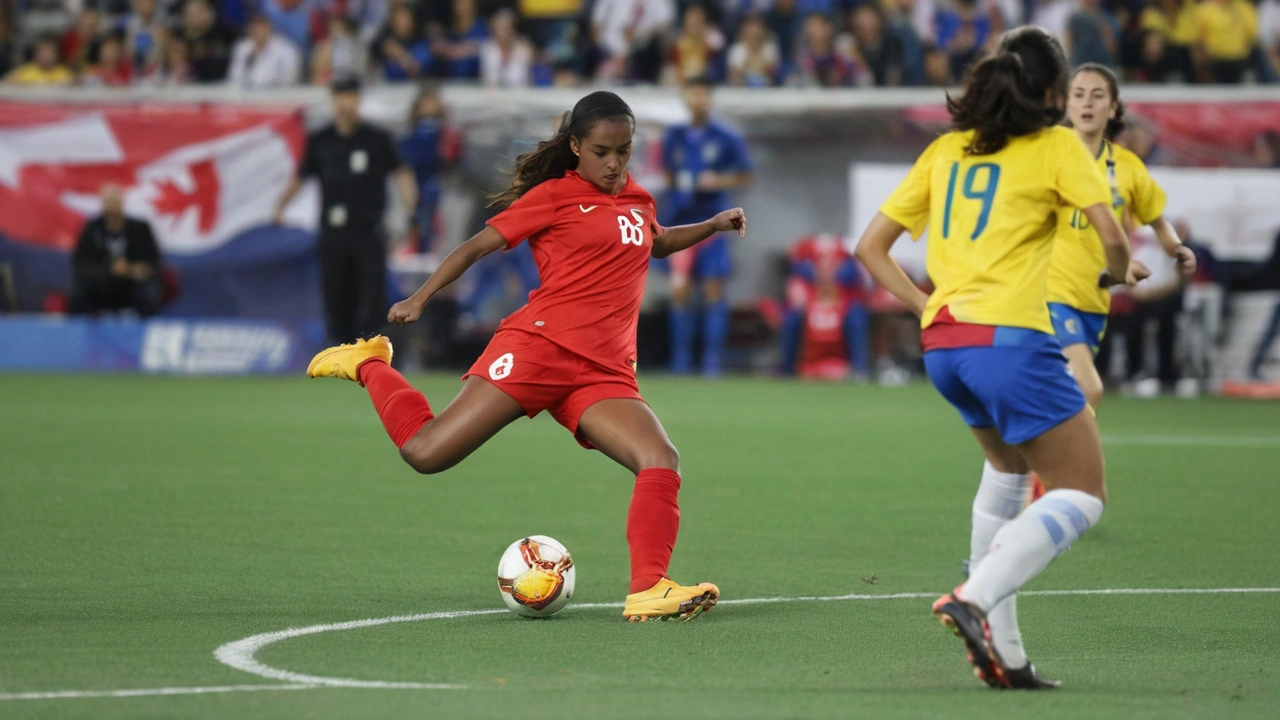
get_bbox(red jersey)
[486,170,663,371]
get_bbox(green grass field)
[2,373,1278,719]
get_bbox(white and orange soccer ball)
[497,535,576,618]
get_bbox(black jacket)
[73,216,161,284]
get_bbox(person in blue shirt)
[399,85,455,254]
[659,76,754,376]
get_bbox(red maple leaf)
[150,158,220,233]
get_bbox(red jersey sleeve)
[487,181,559,248]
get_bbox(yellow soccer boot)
[622,578,719,622]
[306,336,393,383]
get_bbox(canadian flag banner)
[0,101,312,255]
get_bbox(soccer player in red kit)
[306,91,746,622]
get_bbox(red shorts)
[464,329,644,448]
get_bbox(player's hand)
[711,207,746,238]
[1174,245,1197,276]
[1125,260,1152,286]
[388,299,424,325]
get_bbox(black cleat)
[932,591,1007,688]
[1003,663,1061,689]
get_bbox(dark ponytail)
[947,26,1069,155]
[1070,62,1126,141]
[489,91,635,209]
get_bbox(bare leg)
[398,376,525,475]
[1062,343,1104,411]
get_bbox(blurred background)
[2,0,1279,399]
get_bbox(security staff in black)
[274,76,417,344]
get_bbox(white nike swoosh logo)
[579,205,598,213]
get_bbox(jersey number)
[618,209,646,246]
[1069,209,1091,230]
[942,162,1001,240]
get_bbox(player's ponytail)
[947,26,1068,155]
[489,91,635,208]
[1070,62,1127,141]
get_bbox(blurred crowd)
[3,0,1279,89]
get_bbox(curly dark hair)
[946,27,1069,155]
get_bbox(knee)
[398,438,454,475]
[636,442,680,473]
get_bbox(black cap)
[330,75,362,94]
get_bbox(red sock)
[626,468,681,593]
[358,360,434,449]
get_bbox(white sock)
[969,462,1031,668]
[961,488,1104,613]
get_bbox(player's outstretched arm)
[389,226,507,324]
[651,207,745,259]
[1083,204,1146,287]
[854,212,928,317]
[1149,216,1197,276]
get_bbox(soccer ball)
[497,535,575,618]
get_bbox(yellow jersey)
[4,63,73,85]
[1196,0,1259,61]
[1140,2,1199,46]
[880,126,1111,336]
[1048,140,1167,314]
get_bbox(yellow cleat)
[306,336,393,383]
[622,578,719,622]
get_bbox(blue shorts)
[924,329,1087,445]
[1048,303,1108,356]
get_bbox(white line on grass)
[0,684,315,701]
[5,586,1277,702]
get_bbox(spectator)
[1262,0,1280,81]
[82,30,133,85]
[665,3,726,85]
[400,85,458,254]
[311,13,367,86]
[1113,230,1187,392]
[791,12,865,87]
[480,8,533,88]
[1066,0,1120,68]
[121,0,169,76]
[934,0,995,80]
[0,14,14,78]
[779,234,871,380]
[260,0,318,52]
[181,0,236,82]
[845,4,906,86]
[1256,129,1280,167]
[373,2,430,82]
[272,77,418,344]
[62,6,103,73]
[591,0,676,82]
[4,34,73,85]
[551,59,583,86]
[1136,0,1197,82]
[726,12,781,87]
[433,0,487,79]
[922,41,952,85]
[343,0,391,47]
[1032,0,1076,40]
[766,0,804,67]
[228,12,302,88]
[146,32,193,86]
[1194,0,1259,83]
[880,0,927,85]
[70,185,164,318]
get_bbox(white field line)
[4,586,1277,702]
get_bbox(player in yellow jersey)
[1050,63,1197,410]
[854,28,1147,690]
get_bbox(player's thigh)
[400,376,525,474]
[1016,409,1106,503]
[1061,342,1104,409]
[971,427,1029,475]
[577,398,679,475]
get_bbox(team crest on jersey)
[1065,318,1079,336]
[1111,188,1125,211]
